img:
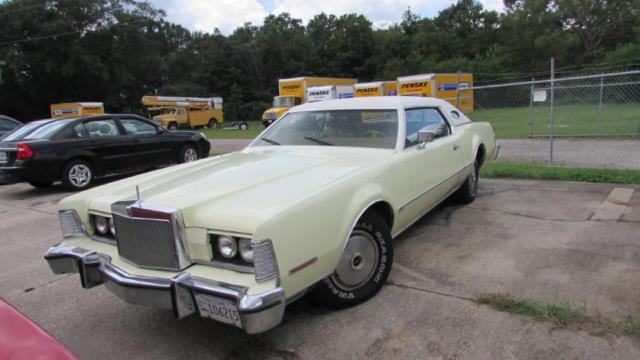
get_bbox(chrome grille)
[113,214,179,270]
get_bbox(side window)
[84,119,119,138]
[73,123,86,138]
[404,108,451,148]
[0,119,16,131]
[120,118,157,136]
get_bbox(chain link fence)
[467,70,640,170]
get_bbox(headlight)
[59,210,84,238]
[95,216,109,235]
[108,218,115,235]
[238,238,253,263]
[217,236,237,258]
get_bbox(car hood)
[80,146,391,234]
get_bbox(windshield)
[257,109,398,149]
[272,96,294,108]
[24,120,71,139]
[2,120,52,141]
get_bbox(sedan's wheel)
[311,211,393,309]
[455,162,478,204]
[61,160,94,191]
[179,145,199,163]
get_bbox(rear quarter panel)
[455,122,497,167]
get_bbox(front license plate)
[0,152,6,163]
[195,294,242,328]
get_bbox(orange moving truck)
[354,81,398,97]
[397,73,474,113]
[50,102,105,119]
[262,77,358,127]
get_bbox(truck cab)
[262,96,302,128]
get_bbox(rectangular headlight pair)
[59,209,85,238]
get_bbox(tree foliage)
[1,0,639,121]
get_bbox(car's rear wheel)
[239,122,248,130]
[61,159,94,191]
[28,181,53,188]
[311,211,393,309]
[179,144,199,163]
[456,161,478,204]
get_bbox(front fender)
[253,180,396,298]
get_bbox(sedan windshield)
[257,109,398,149]
[2,120,53,141]
[24,120,71,140]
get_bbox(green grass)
[477,293,588,326]
[470,104,640,139]
[481,161,640,184]
[478,293,640,339]
[201,121,263,139]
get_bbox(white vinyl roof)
[290,96,472,126]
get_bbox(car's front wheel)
[61,159,94,191]
[179,144,199,163]
[311,211,393,309]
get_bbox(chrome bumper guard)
[44,244,285,334]
[493,143,501,160]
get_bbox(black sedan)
[0,115,21,137]
[0,114,210,190]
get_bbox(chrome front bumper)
[44,244,285,334]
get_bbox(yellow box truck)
[262,77,358,127]
[354,81,398,97]
[397,73,474,113]
[141,96,224,130]
[50,102,105,119]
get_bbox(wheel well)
[364,201,394,230]
[476,144,486,168]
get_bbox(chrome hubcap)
[184,148,198,162]
[332,230,379,290]
[68,164,91,187]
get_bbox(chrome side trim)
[392,183,463,239]
[44,244,286,334]
[289,256,318,275]
[398,164,471,212]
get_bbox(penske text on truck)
[141,96,223,130]
[354,81,398,97]
[306,85,354,102]
[262,77,357,127]
[397,73,474,113]
[50,102,105,119]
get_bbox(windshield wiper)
[260,137,280,145]
[304,136,333,146]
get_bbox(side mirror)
[417,130,435,144]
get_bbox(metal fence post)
[549,57,555,164]
[528,78,534,138]
[456,71,461,109]
[598,75,604,135]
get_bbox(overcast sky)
[149,0,505,35]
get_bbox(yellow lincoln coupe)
[45,97,498,334]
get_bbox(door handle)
[453,144,460,151]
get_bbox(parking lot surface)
[1,178,639,359]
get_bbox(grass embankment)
[481,161,640,184]
[471,104,640,139]
[201,121,263,139]
[478,293,640,339]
